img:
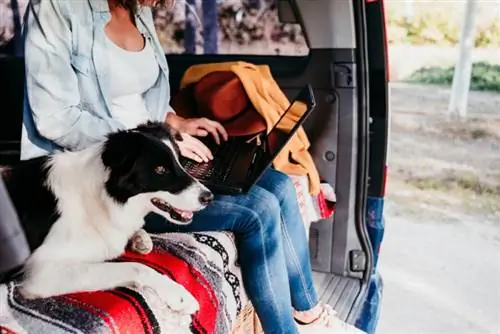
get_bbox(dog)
[0,121,213,316]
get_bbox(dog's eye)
[154,166,168,175]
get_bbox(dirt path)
[378,83,500,334]
[388,82,500,220]
[378,205,500,334]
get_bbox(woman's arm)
[24,0,123,151]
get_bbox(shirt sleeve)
[24,0,124,151]
[164,103,176,118]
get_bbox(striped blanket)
[0,176,335,334]
[0,232,246,334]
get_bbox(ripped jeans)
[145,168,318,334]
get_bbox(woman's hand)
[167,114,228,144]
[176,133,214,163]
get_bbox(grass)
[440,121,499,141]
[408,62,500,92]
[404,170,500,212]
[470,128,491,140]
[408,171,500,196]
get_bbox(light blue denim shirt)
[21,0,173,160]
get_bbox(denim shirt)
[21,0,173,160]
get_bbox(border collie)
[1,122,213,316]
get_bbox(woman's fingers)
[182,118,229,145]
[194,128,209,138]
[179,147,203,162]
[198,119,220,145]
[186,135,213,160]
[212,120,228,142]
[178,133,213,162]
[178,142,205,162]
[198,118,228,144]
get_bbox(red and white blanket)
[0,175,335,334]
[0,232,245,334]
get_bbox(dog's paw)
[18,286,44,300]
[162,283,199,315]
[129,229,153,255]
[19,290,40,300]
[142,279,199,315]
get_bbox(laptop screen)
[242,84,316,192]
[265,84,316,155]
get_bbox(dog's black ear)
[134,121,183,141]
[101,132,140,172]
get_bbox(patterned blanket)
[0,232,246,334]
[0,176,335,334]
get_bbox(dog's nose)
[199,191,214,205]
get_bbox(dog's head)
[101,121,213,225]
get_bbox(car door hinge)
[349,250,366,272]
[333,63,356,88]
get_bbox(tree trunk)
[202,0,218,54]
[11,0,23,55]
[184,0,197,54]
[448,0,478,120]
[248,0,261,9]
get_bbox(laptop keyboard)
[181,138,242,182]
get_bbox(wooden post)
[202,0,218,54]
[184,0,197,54]
[448,0,478,120]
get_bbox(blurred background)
[1,0,499,333]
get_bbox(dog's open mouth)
[151,198,194,223]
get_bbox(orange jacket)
[180,61,320,195]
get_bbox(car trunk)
[167,49,367,322]
[0,0,384,329]
[165,0,375,322]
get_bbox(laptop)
[181,84,316,195]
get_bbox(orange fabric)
[192,71,267,137]
[180,61,320,195]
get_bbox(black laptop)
[181,84,316,195]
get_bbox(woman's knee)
[259,169,298,204]
[240,186,282,235]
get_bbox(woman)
[21,0,362,333]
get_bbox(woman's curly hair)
[113,0,174,13]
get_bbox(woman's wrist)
[165,113,184,130]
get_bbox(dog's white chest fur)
[26,147,144,266]
[15,122,212,322]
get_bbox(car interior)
[0,0,389,329]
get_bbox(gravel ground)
[377,83,500,334]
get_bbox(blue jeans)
[145,169,318,334]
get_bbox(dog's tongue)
[173,208,193,220]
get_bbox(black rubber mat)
[312,271,361,321]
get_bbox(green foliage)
[409,62,500,92]
[387,8,500,47]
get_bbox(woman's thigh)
[256,168,297,203]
